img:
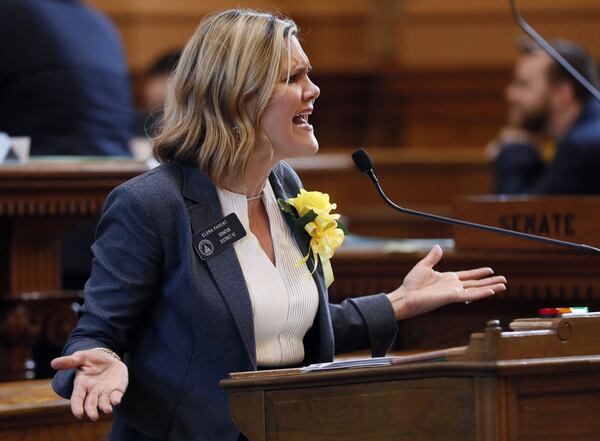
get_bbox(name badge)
[192,213,247,260]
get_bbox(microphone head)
[352,148,373,173]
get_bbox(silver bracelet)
[94,347,121,362]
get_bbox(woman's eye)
[287,74,298,83]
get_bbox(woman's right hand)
[51,349,128,421]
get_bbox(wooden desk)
[331,239,600,350]
[453,195,600,251]
[0,160,148,295]
[222,316,600,441]
[0,160,148,380]
[330,195,600,349]
[289,147,493,238]
[0,379,111,441]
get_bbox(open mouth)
[293,113,310,126]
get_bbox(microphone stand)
[352,149,600,255]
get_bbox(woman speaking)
[51,9,506,441]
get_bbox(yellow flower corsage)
[278,189,348,288]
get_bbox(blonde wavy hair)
[153,9,298,186]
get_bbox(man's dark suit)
[495,99,600,194]
[0,0,132,156]
[53,161,398,441]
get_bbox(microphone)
[352,148,600,254]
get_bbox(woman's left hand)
[387,245,507,321]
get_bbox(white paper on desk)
[301,357,394,372]
[11,137,30,161]
[0,134,30,163]
[301,349,452,372]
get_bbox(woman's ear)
[244,93,258,118]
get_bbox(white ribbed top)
[216,180,319,367]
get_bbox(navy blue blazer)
[53,161,398,441]
[495,99,600,194]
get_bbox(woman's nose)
[304,77,320,102]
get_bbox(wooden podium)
[221,315,600,441]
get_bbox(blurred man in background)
[488,39,600,194]
[130,49,181,161]
[134,49,181,138]
[0,0,133,156]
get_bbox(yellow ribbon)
[286,189,345,288]
[299,216,343,288]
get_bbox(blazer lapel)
[268,167,312,265]
[182,165,256,365]
[269,165,334,362]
